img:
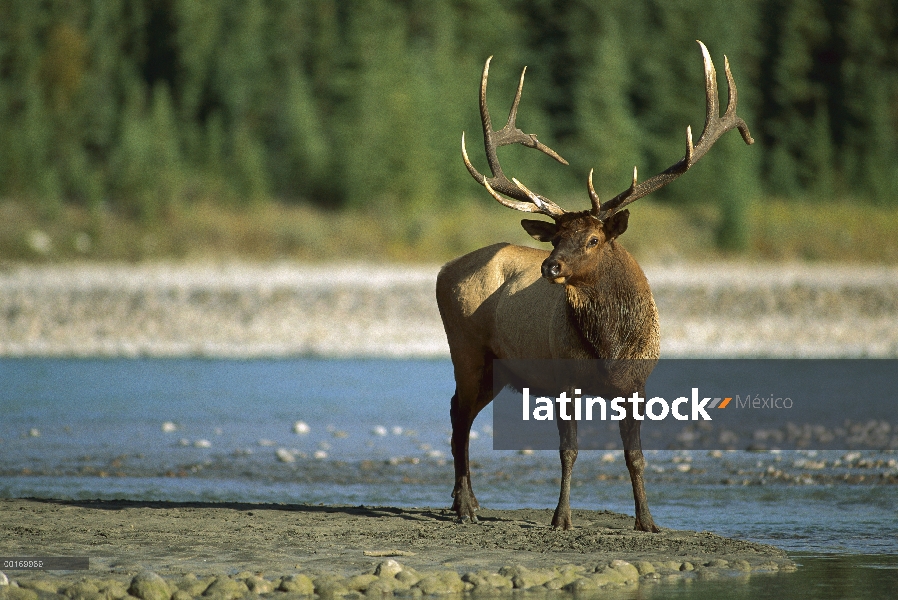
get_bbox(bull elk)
[436,41,754,531]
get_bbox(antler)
[593,41,754,220]
[462,57,569,219]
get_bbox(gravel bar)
[0,500,794,598]
[1,262,897,358]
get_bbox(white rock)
[276,448,296,463]
[293,421,310,435]
[161,422,178,433]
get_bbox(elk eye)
[587,237,599,248]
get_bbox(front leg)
[619,413,660,532]
[552,416,578,530]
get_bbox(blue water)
[1,358,896,561]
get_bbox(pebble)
[275,448,296,463]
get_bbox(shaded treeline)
[1,0,896,248]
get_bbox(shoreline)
[0,498,794,597]
[2,262,898,359]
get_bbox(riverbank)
[1,262,897,358]
[0,498,794,598]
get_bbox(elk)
[436,41,753,531]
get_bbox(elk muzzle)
[541,257,568,284]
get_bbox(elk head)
[462,41,754,285]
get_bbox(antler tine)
[462,57,569,218]
[587,169,604,216]
[512,178,566,217]
[595,41,754,218]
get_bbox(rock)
[0,586,38,600]
[608,560,640,583]
[696,569,721,581]
[563,578,598,593]
[413,571,464,595]
[174,575,214,596]
[65,580,100,598]
[346,575,378,592]
[277,575,315,595]
[589,569,626,587]
[201,576,248,600]
[312,576,350,596]
[373,560,403,579]
[679,562,695,572]
[0,573,6,586]
[15,581,61,595]
[95,579,129,600]
[498,566,555,590]
[171,591,194,600]
[543,567,584,591]
[732,560,752,572]
[128,573,171,600]
[634,561,655,575]
[244,576,274,594]
[394,570,420,587]
[363,579,397,595]
[460,571,512,591]
[705,559,729,568]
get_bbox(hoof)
[634,519,660,533]
[551,509,573,530]
[457,514,479,524]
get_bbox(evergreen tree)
[838,0,898,204]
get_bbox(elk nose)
[541,258,562,279]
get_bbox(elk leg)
[450,358,493,523]
[551,414,578,530]
[618,412,660,533]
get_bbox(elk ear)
[603,209,629,240]
[521,219,558,242]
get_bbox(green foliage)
[1,0,897,251]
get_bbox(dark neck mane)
[563,246,658,360]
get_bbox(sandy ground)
[1,261,897,358]
[0,498,791,595]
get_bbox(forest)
[1,0,897,257]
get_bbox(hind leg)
[450,354,494,523]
